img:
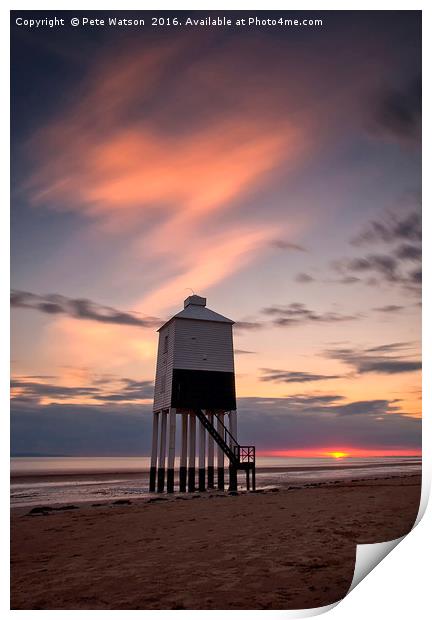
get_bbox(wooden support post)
[149,411,159,492]
[207,412,215,488]
[229,465,237,492]
[198,411,206,491]
[246,469,250,491]
[227,411,238,491]
[188,412,196,492]
[157,410,167,492]
[217,413,224,490]
[179,414,188,492]
[252,466,256,491]
[167,408,176,493]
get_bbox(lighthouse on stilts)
[149,295,255,494]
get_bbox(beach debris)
[27,506,53,515]
[27,504,78,516]
[56,505,79,511]
[112,499,132,505]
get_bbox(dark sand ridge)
[11,474,421,610]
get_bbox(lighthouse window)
[163,335,168,353]
[160,374,166,393]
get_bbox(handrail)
[193,409,255,468]
[215,412,239,448]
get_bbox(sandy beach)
[11,473,421,610]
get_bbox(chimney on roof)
[184,295,206,308]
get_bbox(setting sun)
[326,452,349,459]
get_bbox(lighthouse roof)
[157,296,234,331]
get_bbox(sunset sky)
[11,11,421,456]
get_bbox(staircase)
[194,409,256,490]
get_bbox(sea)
[10,456,421,508]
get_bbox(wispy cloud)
[270,240,307,252]
[11,290,161,328]
[373,305,404,313]
[351,210,421,246]
[261,303,360,327]
[23,37,309,315]
[324,342,421,375]
[332,209,421,294]
[234,349,257,355]
[260,369,342,384]
[234,320,263,332]
[294,272,315,283]
[11,375,154,405]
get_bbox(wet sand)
[11,474,421,610]
[11,460,418,485]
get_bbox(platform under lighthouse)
[149,295,255,493]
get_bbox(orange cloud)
[24,37,308,316]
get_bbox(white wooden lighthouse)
[149,295,255,493]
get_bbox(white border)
[3,1,429,618]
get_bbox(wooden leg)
[149,411,159,492]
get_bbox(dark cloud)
[261,303,359,327]
[270,240,306,252]
[335,254,400,283]
[351,211,421,246]
[409,268,422,285]
[10,395,421,456]
[10,290,161,328]
[260,369,341,384]
[342,254,422,291]
[236,396,420,451]
[11,379,100,401]
[324,343,421,375]
[333,210,422,294]
[11,376,154,404]
[234,349,256,355]
[11,403,153,457]
[395,244,422,261]
[241,393,400,417]
[373,76,421,142]
[295,272,315,283]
